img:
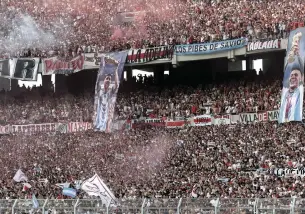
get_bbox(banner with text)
[212,115,231,125]
[247,39,280,52]
[279,27,305,123]
[239,110,279,124]
[127,46,173,64]
[175,38,246,55]
[132,118,166,129]
[191,115,212,126]
[42,55,85,75]
[0,122,92,135]
[93,51,128,132]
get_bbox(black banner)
[13,58,39,80]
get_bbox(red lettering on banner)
[194,117,211,124]
[166,121,185,127]
[44,56,84,74]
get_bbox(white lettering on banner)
[127,46,173,64]
[192,115,212,126]
[273,168,305,177]
[0,125,10,134]
[11,123,57,134]
[67,122,92,133]
[247,39,280,52]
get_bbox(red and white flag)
[22,183,32,192]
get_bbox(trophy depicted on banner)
[94,55,120,132]
[287,32,302,64]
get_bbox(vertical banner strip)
[279,27,305,123]
[93,51,128,132]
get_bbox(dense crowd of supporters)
[0,122,304,201]
[0,75,282,125]
[1,0,305,56]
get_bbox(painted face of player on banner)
[289,69,303,91]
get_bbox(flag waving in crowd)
[13,169,28,182]
[81,174,117,206]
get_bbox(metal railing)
[1,198,305,214]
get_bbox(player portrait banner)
[0,58,39,80]
[11,58,40,81]
[93,51,128,132]
[279,27,305,123]
[42,54,85,75]
[175,38,246,56]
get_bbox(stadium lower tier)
[1,122,305,201]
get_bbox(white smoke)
[0,13,58,55]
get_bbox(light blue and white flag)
[32,194,39,209]
[62,187,77,198]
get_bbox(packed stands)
[1,122,305,200]
[0,75,283,124]
[1,0,305,213]
[0,0,305,56]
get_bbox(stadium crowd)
[0,122,304,201]
[0,0,305,56]
[0,76,282,125]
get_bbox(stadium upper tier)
[0,0,304,56]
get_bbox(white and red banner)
[42,55,85,75]
[66,122,92,133]
[212,115,231,125]
[166,120,186,128]
[126,46,173,64]
[191,115,212,126]
[247,39,280,52]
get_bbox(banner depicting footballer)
[279,28,305,123]
[93,51,128,132]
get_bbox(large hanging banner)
[279,28,305,123]
[93,51,128,132]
